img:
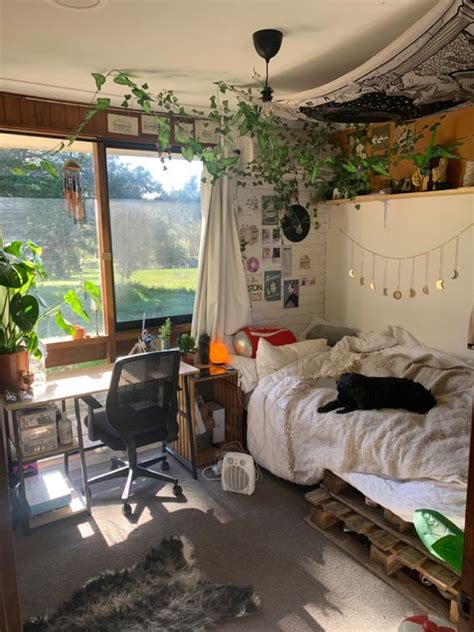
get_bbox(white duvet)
[247,333,473,486]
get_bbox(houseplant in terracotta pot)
[0,238,100,392]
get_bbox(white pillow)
[256,338,328,380]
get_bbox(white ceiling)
[0,0,437,109]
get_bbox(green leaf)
[40,159,58,178]
[413,509,464,571]
[9,166,27,176]
[342,162,357,174]
[96,97,111,110]
[54,310,76,335]
[26,331,39,355]
[371,164,390,177]
[432,534,464,574]
[10,293,39,332]
[181,146,194,162]
[113,74,133,86]
[63,289,89,321]
[92,73,106,90]
[355,204,361,210]
[0,260,28,288]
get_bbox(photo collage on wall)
[237,188,317,309]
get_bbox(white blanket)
[247,333,473,486]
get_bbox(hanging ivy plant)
[12,70,460,227]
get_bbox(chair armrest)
[79,394,103,409]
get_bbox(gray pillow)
[306,324,357,347]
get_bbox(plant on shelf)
[158,317,172,348]
[413,508,464,573]
[396,122,462,191]
[0,238,101,392]
[177,332,196,355]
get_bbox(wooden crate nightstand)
[172,365,243,475]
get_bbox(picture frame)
[369,122,394,154]
[172,119,195,145]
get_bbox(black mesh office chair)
[83,350,183,515]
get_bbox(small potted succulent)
[177,332,196,365]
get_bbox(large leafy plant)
[413,508,464,574]
[0,239,100,358]
[396,122,462,175]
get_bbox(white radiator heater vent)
[221,452,255,495]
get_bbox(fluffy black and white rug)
[24,536,260,632]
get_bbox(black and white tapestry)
[279,0,474,122]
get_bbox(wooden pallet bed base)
[305,471,460,623]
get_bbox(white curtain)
[191,169,251,341]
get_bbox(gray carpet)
[15,453,416,631]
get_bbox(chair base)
[87,450,180,507]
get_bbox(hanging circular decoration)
[281,204,310,242]
[451,269,459,280]
[393,290,402,300]
[435,279,445,290]
[369,281,376,291]
[409,288,416,298]
[348,268,355,278]
[422,285,430,295]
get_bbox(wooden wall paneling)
[3,94,21,125]
[0,409,22,632]
[459,397,474,631]
[34,100,52,130]
[0,94,5,125]
[93,142,116,362]
[45,336,108,368]
[19,99,37,128]
[65,104,82,134]
[50,102,67,131]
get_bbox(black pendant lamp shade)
[252,29,283,62]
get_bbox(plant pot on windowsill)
[0,349,29,393]
[181,352,196,365]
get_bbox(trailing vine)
[10,70,463,226]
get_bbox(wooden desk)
[1,361,199,531]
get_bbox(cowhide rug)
[24,536,260,631]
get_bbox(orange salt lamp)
[209,341,229,365]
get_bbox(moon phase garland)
[341,223,473,299]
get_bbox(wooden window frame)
[0,93,200,368]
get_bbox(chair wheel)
[173,484,183,497]
[122,503,132,516]
[161,460,170,471]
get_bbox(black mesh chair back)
[105,350,181,444]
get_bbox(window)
[106,147,202,329]
[0,133,103,339]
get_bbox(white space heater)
[221,452,256,495]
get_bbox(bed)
[244,330,473,528]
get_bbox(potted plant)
[156,317,172,350]
[398,123,462,191]
[0,238,100,392]
[177,332,196,364]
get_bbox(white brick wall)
[235,181,327,337]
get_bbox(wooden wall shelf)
[323,187,474,206]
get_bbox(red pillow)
[233,326,297,358]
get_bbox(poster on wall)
[262,247,272,260]
[264,270,281,302]
[247,274,263,301]
[262,227,272,245]
[246,256,260,273]
[298,252,311,272]
[107,114,139,136]
[261,196,279,225]
[282,246,293,276]
[272,247,281,263]
[195,119,219,144]
[283,279,299,308]
[239,224,260,246]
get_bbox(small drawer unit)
[17,407,60,457]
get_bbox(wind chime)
[342,223,472,299]
[63,158,86,223]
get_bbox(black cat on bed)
[317,373,436,414]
